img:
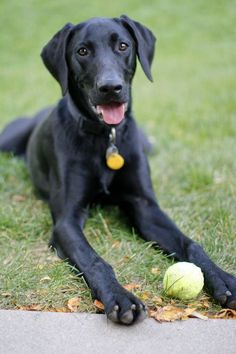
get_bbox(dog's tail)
[0,107,52,158]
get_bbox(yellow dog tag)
[107,153,124,170]
[106,145,124,170]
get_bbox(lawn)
[0,0,235,315]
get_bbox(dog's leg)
[114,154,236,309]
[48,176,146,325]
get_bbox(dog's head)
[41,16,156,125]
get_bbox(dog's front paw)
[206,269,236,309]
[101,285,147,325]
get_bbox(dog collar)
[66,95,110,135]
[106,128,124,170]
[66,95,125,170]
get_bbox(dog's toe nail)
[108,308,119,323]
[131,304,136,310]
[226,290,232,297]
[227,300,236,309]
[137,308,147,323]
[121,310,134,325]
[218,295,227,305]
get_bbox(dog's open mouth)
[93,103,127,125]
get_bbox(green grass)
[0,0,236,314]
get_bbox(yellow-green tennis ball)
[163,262,204,300]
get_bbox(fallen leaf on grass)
[139,291,152,301]
[123,283,141,291]
[1,292,11,297]
[18,304,43,311]
[94,300,105,311]
[67,297,81,312]
[111,241,121,249]
[150,305,197,323]
[151,267,161,275]
[188,301,209,310]
[47,307,69,313]
[18,304,70,313]
[168,299,178,306]
[153,296,163,305]
[202,300,210,309]
[190,311,208,320]
[12,194,27,202]
[212,309,236,319]
[40,276,51,282]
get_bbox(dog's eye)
[77,47,89,56]
[119,42,129,51]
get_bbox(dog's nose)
[98,79,123,95]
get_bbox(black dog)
[0,16,235,325]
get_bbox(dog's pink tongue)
[97,103,125,125]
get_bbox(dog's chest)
[98,168,115,195]
[91,149,116,196]
[80,136,117,195]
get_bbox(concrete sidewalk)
[0,310,235,354]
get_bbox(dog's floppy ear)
[41,23,74,95]
[120,15,156,81]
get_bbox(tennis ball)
[163,262,204,300]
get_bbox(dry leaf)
[140,291,151,301]
[151,267,161,275]
[190,311,208,320]
[111,241,121,248]
[150,305,196,323]
[202,300,210,309]
[1,292,11,297]
[67,297,81,312]
[213,309,236,319]
[94,299,105,311]
[50,307,69,313]
[188,299,210,310]
[37,264,44,270]
[170,299,177,305]
[153,296,163,305]
[38,305,69,313]
[123,283,141,291]
[40,276,51,282]
[18,304,43,311]
[188,302,199,308]
[12,194,27,202]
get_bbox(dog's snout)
[98,79,123,95]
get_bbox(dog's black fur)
[0,16,235,325]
